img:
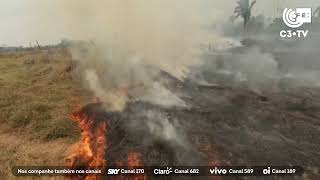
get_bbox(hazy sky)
[0,0,319,46]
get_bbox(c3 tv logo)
[280,8,312,38]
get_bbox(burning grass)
[66,102,147,180]
[67,103,108,180]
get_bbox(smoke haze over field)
[1,0,320,106]
[57,0,225,110]
[1,0,320,46]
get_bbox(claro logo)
[280,8,312,38]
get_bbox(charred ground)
[74,68,320,180]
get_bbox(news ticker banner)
[12,166,304,176]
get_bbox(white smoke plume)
[144,110,189,149]
[32,0,227,110]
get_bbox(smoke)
[228,47,279,92]
[139,82,187,108]
[27,2,227,162]
[32,0,228,110]
[84,69,128,111]
[199,40,320,94]
[144,111,188,148]
[26,1,320,99]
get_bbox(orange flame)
[113,152,147,180]
[67,105,108,180]
[127,152,147,180]
[67,103,147,180]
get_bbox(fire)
[127,152,147,180]
[66,103,108,180]
[66,102,147,180]
[127,152,143,167]
[114,152,147,180]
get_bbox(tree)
[232,0,257,28]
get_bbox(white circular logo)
[283,8,304,28]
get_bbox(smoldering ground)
[76,70,320,180]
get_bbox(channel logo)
[209,167,227,175]
[107,169,120,175]
[280,8,312,38]
[263,167,271,175]
[283,8,312,28]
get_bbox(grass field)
[0,48,87,178]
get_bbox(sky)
[0,0,319,46]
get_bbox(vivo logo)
[209,167,227,175]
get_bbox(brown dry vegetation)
[0,48,86,179]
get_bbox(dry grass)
[0,129,69,180]
[0,48,87,179]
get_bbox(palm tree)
[232,0,257,28]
